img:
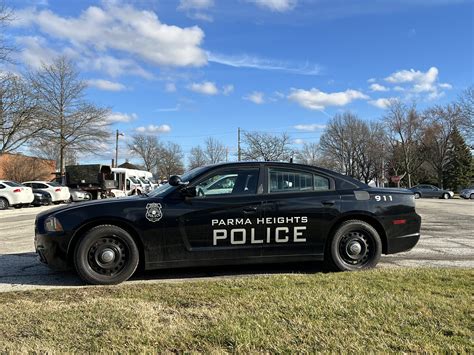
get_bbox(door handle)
[243,206,258,214]
[322,200,336,206]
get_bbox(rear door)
[260,166,340,258]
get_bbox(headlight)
[44,216,63,232]
[34,193,42,197]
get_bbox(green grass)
[1,268,472,352]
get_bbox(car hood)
[37,195,151,218]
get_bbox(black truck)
[64,164,116,200]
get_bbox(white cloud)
[367,78,376,83]
[294,138,305,145]
[244,91,265,104]
[288,88,368,110]
[207,52,321,76]
[178,0,214,22]
[88,79,126,91]
[222,84,234,95]
[156,106,180,112]
[369,83,389,92]
[178,0,214,10]
[135,124,171,134]
[369,98,394,109]
[14,3,207,68]
[384,66,451,100]
[107,112,138,123]
[188,81,219,95]
[165,83,177,92]
[393,86,405,91]
[84,55,153,79]
[15,36,60,69]
[249,0,297,12]
[294,124,326,131]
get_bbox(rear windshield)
[48,182,61,187]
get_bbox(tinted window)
[269,169,314,193]
[0,184,4,189]
[314,175,330,191]
[4,181,22,187]
[48,182,61,187]
[196,169,259,197]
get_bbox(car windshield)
[130,176,140,184]
[148,166,208,197]
[139,177,149,184]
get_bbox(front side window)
[195,169,259,197]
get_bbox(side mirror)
[169,175,186,187]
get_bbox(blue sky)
[4,0,474,166]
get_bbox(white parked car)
[22,181,71,204]
[0,180,34,210]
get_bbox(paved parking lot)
[0,199,472,292]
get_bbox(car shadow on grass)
[0,252,327,289]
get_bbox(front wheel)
[326,220,382,271]
[74,225,139,285]
[442,193,450,199]
[470,194,474,200]
[414,192,421,199]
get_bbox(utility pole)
[115,129,124,168]
[238,127,241,162]
[226,147,229,162]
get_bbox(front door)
[166,165,266,263]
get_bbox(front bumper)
[34,231,70,269]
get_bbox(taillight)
[55,188,61,192]
[392,219,407,225]
[13,188,21,193]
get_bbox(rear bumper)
[386,233,420,254]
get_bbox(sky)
[3,0,474,166]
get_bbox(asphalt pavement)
[0,198,472,292]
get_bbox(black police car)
[35,162,421,285]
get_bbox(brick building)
[0,153,56,182]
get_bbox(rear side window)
[0,184,5,189]
[4,181,22,187]
[269,169,330,193]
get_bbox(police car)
[35,162,421,285]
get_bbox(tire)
[326,220,382,271]
[470,194,474,200]
[442,193,450,200]
[414,192,421,199]
[74,225,139,285]
[0,197,9,210]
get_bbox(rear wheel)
[0,197,9,210]
[74,225,139,285]
[326,220,382,271]
[414,192,421,199]
[470,194,474,200]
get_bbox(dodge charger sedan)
[35,162,421,285]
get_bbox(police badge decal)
[146,203,163,222]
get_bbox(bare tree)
[156,142,184,178]
[319,113,388,184]
[0,1,13,63]
[188,145,207,169]
[383,100,424,187]
[30,140,78,167]
[421,104,465,188]
[457,86,474,144]
[128,134,161,171]
[241,132,292,161]
[0,73,42,153]
[204,137,226,164]
[295,142,321,166]
[29,56,110,175]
